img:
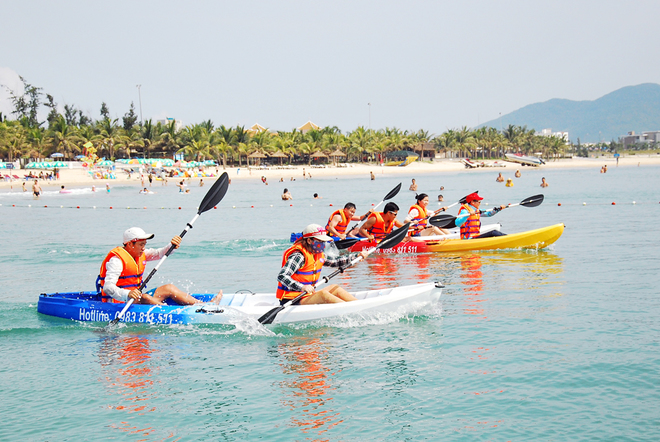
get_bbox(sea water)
[1,164,659,440]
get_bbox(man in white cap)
[97,227,222,305]
[276,224,369,305]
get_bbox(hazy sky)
[2,0,659,134]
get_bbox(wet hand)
[171,236,182,248]
[128,289,142,302]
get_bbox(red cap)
[466,192,483,203]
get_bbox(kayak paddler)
[325,202,371,239]
[455,193,507,239]
[97,227,222,305]
[277,224,369,305]
[404,193,451,237]
[358,202,405,242]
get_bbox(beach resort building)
[620,130,660,148]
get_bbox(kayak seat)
[229,293,247,307]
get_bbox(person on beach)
[148,173,153,186]
[541,177,549,187]
[405,193,450,237]
[438,194,444,202]
[409,179,418,191]
[506,178,514,187]
[22,182,26,192]
[370,171,375,180]
[106,183,110,193]
[515,170,521,178]
[139,187,153,194]
[97,227,222,305]
[456,192,507,239]
[282,188,293,200]
[178,180,186,192]
[326,202,371,239]
[359,202,405,241]
[303,168,306,179]
[92,185,96,192]
[32,180,41,198]
[199,179,204,187]
[277,224,369,305]
[313,193,321,199]
[496,173,504,182]
[60,185,68,193]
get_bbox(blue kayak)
[37,282,443,325]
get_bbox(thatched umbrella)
[268,150,288,165]
[413,142,436,159]
[248,151,267,166]
[310,150,329,164]
[329,149,346,164]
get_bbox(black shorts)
[280,297,302,306]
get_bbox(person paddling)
[97,227,222,305]
[358,202,405,241]
[277,224,369,305]
[325,202,371,239]
[455,193,507,239]
[405,193,450,236]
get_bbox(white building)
[156,117,184,132]
[540,128,569,142]
[620,130,660,147]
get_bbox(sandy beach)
[2,155,659,191]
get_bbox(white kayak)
[38,282,443,325]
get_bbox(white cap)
[123,227,155,244]
[301,224,332,242]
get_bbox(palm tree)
[49,116,81,160]
[94,117,121,159]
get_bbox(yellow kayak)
[424,223,565,253]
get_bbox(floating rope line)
[0,201,655,210]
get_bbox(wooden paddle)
[430,194,545,228]
[258,222,411,325]
[107,172,230,326]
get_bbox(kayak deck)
[348,223,564,254]
[37,282,443,325]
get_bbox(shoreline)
[2,156,659,190]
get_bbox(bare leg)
[211,290,223,304]
[327,284,358,301]
[151,284,200,305]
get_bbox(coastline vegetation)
[1,76,649,166]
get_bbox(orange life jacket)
[367,212,394,240]
[276,242,325,300]
[326,209,349,236]
[97,247,146,303]
[408,204,428,236]
[459,203,481,239]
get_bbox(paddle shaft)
[347,183,401,233]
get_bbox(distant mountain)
[479,83,660,143]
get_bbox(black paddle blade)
[198,172,229,214]
[258,305,284,325]
[384,183,402,201]
[429,213,457,229]
[520,194,544,207]
[377,222,410,250]
[459,190,478,205]
[334,238,361,250]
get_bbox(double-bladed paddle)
[345,183,402,233]
[107,172,230,326]
[258,222,411,325]
[430,194,545,228]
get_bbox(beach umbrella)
[96,160,114,167]
[128,159,140,165]
[0,163,7,169]
[50,153,64,158]
[160,159,174,167]
[41,161,67,168]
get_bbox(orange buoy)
[558,203,561,206]
[612,202,616,205]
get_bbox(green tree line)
[1,76,570,165]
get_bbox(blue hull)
[38,292,224,325]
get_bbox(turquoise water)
[1,164,659,440]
